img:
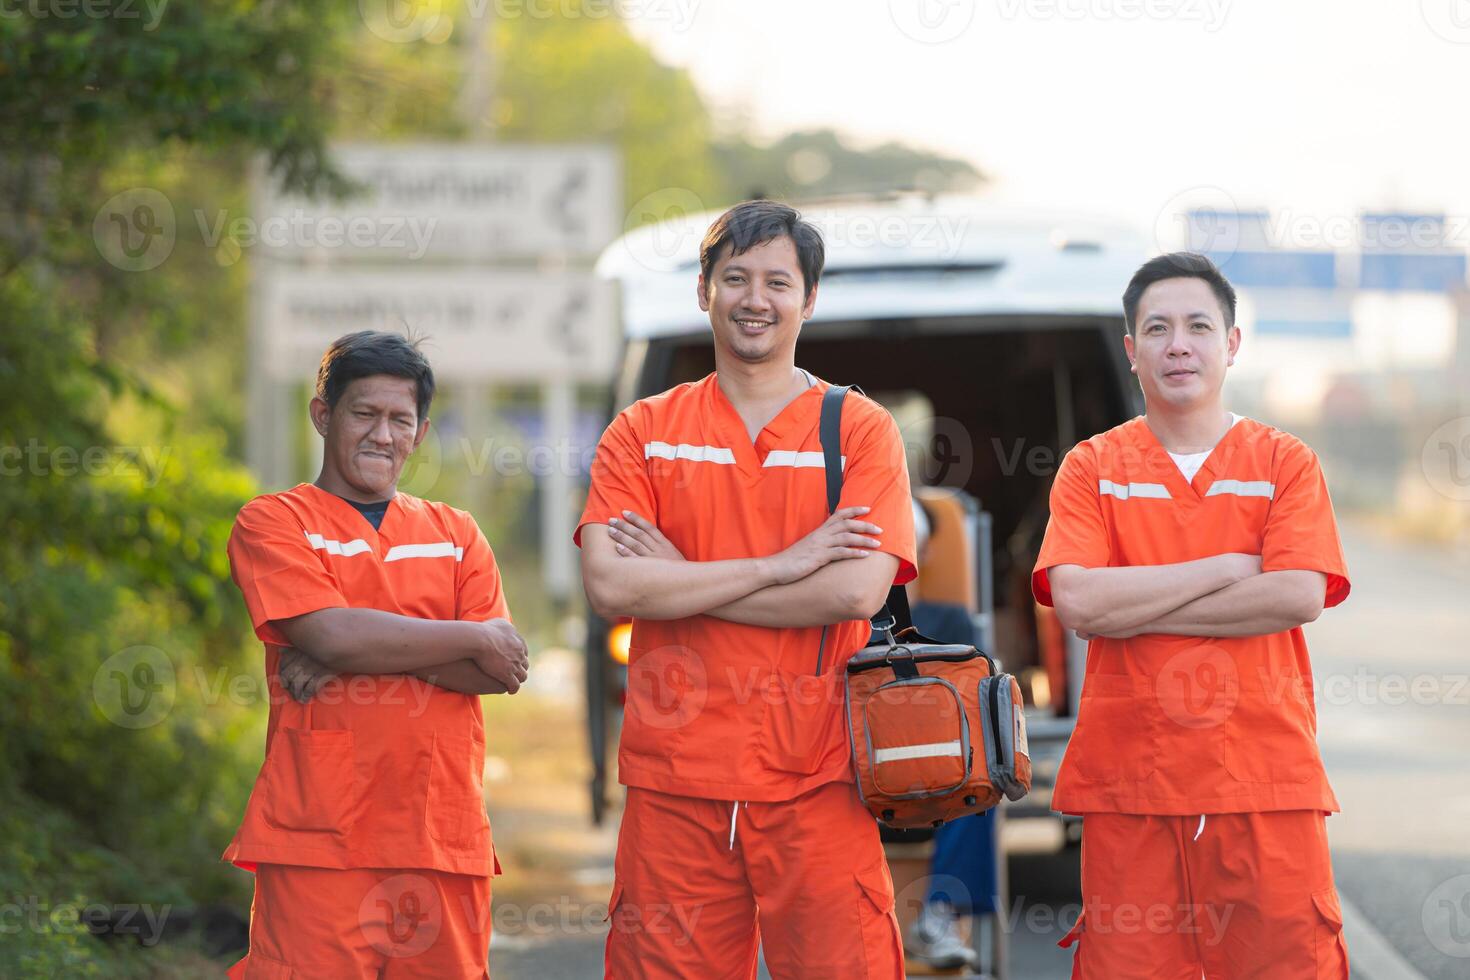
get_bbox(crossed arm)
[270,607,530,701]
[580,508,900,628]
[1048,555,1327,639]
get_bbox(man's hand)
[472,618,529,694]
[278,647,336,703]
[607,511,685,560]
[765,506,882,585]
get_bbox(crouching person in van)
[577,201,917,978]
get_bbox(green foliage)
[0,1,353,972]
[714,127,986,201]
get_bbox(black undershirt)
[337,494,390,531]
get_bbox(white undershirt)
[1167,414,1244,482]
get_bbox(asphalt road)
[490,520,1470,979]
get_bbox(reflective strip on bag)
[872,740,964,764]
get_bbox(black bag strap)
[817,385,911,655]
[820,384,848,513]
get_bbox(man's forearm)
[585,554,777,620]
[1052,556,1247,635]
[705,560,887,628]
[406,659,509,696]
[277,607,489,675]
[1104,570,1326,638]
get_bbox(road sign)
[258,268,619,381]
[254,143,621,261]
[1245,287,1354,339]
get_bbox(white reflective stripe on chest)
[1098,480,1172,500]
[305,533,462,562]
[762,450,844,469]
[305,532,373,556]
[1205,480,1275,499]
[644,441,736,464]
[384,542,464,562]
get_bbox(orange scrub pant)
[604,780,904,979]
[225,864,492,979]
[1061,810,1349,979]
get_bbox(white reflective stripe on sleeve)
[1098,480,1172,500]
[305,532,373,557]
[762,450,844,469]
[1205,480,1275,499]
[383,542,464,562]
[644,442,737,464]
[873,741,964,764]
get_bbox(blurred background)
[2,1,1468,977]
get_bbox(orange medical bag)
[820,386,1031,829]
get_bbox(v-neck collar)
[1133,414,1247,501]
[705,371,825,480]
[303,481,403,539]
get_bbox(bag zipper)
[988,675,1006,766]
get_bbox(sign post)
[249,143,620,600]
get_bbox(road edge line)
[1338,890,1429,980]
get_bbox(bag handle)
[817,385,911,662]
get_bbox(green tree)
[0,3,352,974]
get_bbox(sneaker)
[904,900,980,973]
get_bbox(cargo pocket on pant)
[1312,889,1350,979]
[261,728,357,833]
[854,859,903,978]
[426,731,489,849]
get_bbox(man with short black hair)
[578,201,917,977]
[223,330,528,979]
[1034,253,1351,977]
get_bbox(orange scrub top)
[223,482,507,876]
[575,373,918,803]
[1032,417,1350,815]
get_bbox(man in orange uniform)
[576,201,917,978]
[1033,253,1352,978]
[222,331,530,979]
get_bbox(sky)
[625,0,1470,239]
